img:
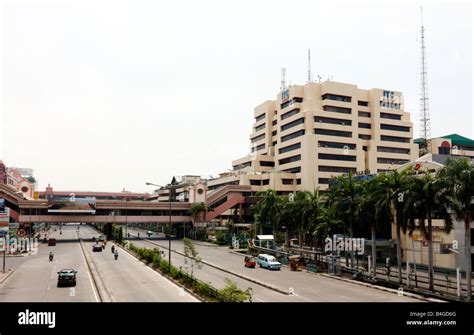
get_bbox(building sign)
[48,196,96,214]
[380,90,401,109]
[0,227,8,237]
[0,198,5,212]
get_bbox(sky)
[0,0,472,193]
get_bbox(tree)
[253,189,281,239]
[330,172,360,267]
[355,176,388,277]
[437,157,474,300]
[183,237,202,279]
[218,278,253,302]
[377,169,412,284]
[404,171,455,291]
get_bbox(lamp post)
[146,181,177,268]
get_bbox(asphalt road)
[126,227,420,302]
[0,224,197,302]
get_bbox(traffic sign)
[16,229,26,237]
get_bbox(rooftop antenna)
[280,68,286,92]
[419,6,431,155]
[307,49,312,83]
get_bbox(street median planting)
[125,242,252,302]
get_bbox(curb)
[134,236,289,295]
[0,269,14,284]
[116,242,203,302]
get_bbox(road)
[126,227,420,302]
[0,224,197,302]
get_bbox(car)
[57,269,77,287]
[244,256,256,268]
[92,243,103,252]
[48,238,56,246]
[256,254,282,270]
[98,235,106,242]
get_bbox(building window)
[281,108,300,120]
[318,166,356,173]
[251,144,265,152]
[282,179,294,185]
[281,130,305,142]
[377,157,410,164]
[358,111,371,118]
[358,122,371,129]
[250,180,262,186]
[255,113,265,122]
[380,135,410,143]
[318,178,331,184]
[279,142,301,154]
[358,134,371,140]
[254,123,265,132]
[279,155,301,165]
[438,147,450,155]
[377,146,410,154]
[272,120,277,126]
[272,141,277,146]
[315,116,352,126]
[251,133,265,143]
[260,161,275,167]
[381,124,410,132]
[280,97,303,109]
[282,167,301,173]
[322,93,351,103]
[318,153,356,161]
[272,130,277,136]
[358,101,368,106]
[281,118,305,132]
[323,105,351,114]
[318,141,356,150]
[380,112,401,120]
[315,128,352,138]
[296,179,301,185]
[262,179,270,185]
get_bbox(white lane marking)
[255,298,265,302]
[120,245,199,302]
[79,238,100,303]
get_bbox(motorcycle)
[49,253,54,262]
[114,252,118,260]
[111,246,115,254]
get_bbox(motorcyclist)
[49,252,54,261]
[114,250,118,260]
[111,245,115,253]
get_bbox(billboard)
[48,197,96,214]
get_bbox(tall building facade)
[231,80,418,191]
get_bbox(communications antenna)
[419,6,431,154]
[280,68,286,92]
[307,49,312,83]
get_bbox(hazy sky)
[0,0,472,192]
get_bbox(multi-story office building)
[229,80,418,191]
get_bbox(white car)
[256,254,282,270]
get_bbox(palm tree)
[356,176,387,277]
[276,197,297,249]
[330,172,360,267]
[253,189,281,239]
[404,171,455,291]
[437,157,474,300]
[377,169,412,285]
